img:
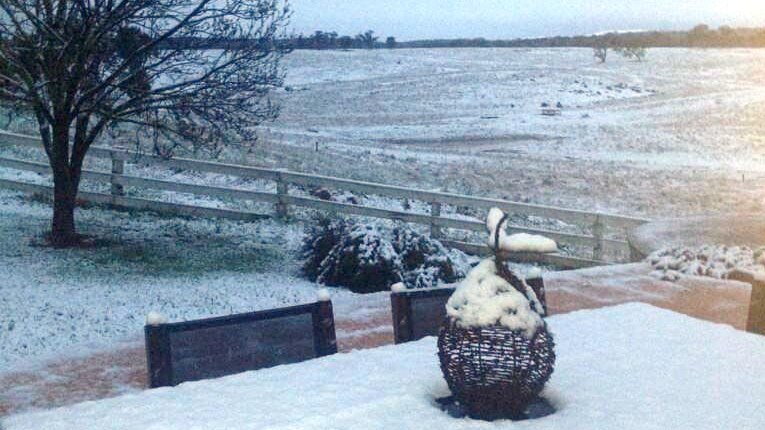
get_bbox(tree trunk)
[48,121,82,247]
[50,167,78,247]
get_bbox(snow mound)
[145,312,166,326]
[316,288,331,302]
[390,282,407,293]
[648,245,765,281]
[446,259,543,337]
[486,208,557,253]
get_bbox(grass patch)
[2,193,290,280]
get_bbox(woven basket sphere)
[437,319,556,418]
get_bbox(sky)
[288,0,765,41]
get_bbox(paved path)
[0,263,753,417]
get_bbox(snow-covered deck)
[5,304,764,430]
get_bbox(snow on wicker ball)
[486,208,557,253]
[446,259,543,338]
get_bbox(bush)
[302,221,462,293]
[301,218,348,281]
[316,224,403,293]
[393,228,459,288]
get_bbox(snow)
[145,312,166,326]
[316,288,331,302]
[390,282,407,293]
[495,233,558,253]
[445,259,543,336]
[250,48,765,222]
[5,304,764,430]
[0,190,356,373]
[527,267,543,278]
[486,207,558,253]
[648,245,765,281]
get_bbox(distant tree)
[328,31,339,49]
[312,31,329,49]
[593,46,608,63]
[718,25,734,37]
[338,35,354,49]
[386,36,397,49]
[690,24,711,46]
[356,30,378,49]
[0,0,290,246]
[614,45,647,62]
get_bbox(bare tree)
[614,45,647,62]
[593,46,608,63]
[0,0,290,246]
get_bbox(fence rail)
[0,130,649,269]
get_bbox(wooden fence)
[0,130,648,269]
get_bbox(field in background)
[255,48,765,218]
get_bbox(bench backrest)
[391,277,546,344]
[145,300,337,388]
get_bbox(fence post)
[275,170,289,219]
[110,147,125,201]
[592,215,605,261]
[430,201,442,239]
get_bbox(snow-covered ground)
[6,304,764,430]
[0,190,343,372]
[253,48,765,218]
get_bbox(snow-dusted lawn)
[0,190,355,372]
[5,304,764,430]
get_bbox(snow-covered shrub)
[393,227,460,288]
[648,245,765,281]
[302,222,465,292]
[301,218,349,281]
[316,224,403,293]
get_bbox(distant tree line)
[161,25,765,51]
[398,25,765,49]
[161,30,394,50]
[286,30,395,50]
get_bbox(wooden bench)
[390,278,547,344]
[145,300,337,388]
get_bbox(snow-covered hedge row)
[301,219,464,293]
[648,245,765,281]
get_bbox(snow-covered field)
[255,48,765,218]
[6,304,764,430]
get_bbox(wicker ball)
[437,319,556,419]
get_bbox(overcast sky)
[288,0,765,41]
